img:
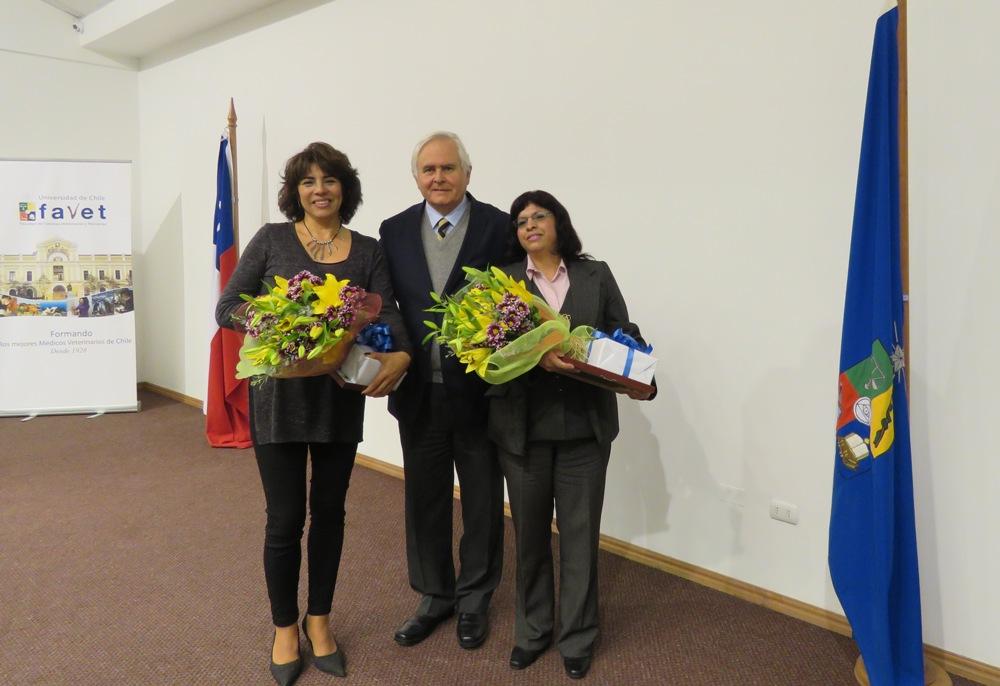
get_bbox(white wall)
[16,0,995,669]
[909,2,1000,667]
[1,1,138,160]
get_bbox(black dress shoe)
[563,655,592,679]
[456,612,488,649]
[509,644,548,670]
[302,616,346,677]
[393,610,453,647]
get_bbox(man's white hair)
[410,131,472,178]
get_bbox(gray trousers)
[499,438,611,658]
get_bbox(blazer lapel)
[401,202,436,299]
[562,260,600,327]
[558,269,575,317]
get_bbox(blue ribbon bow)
[357,323,393,352]
[592,328,652,378]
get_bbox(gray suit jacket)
[486,258,648,456]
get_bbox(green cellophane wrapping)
[477,295,592,384]
[430,267,593,384]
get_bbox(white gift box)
[586,337,657,385]
[338,344,380,386]
[336,344,406,390]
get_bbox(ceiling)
[33,0,300,62]
[38,0,115,18]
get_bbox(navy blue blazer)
[379,193,509,425]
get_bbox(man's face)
[415,138,471,214]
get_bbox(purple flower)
[495,292,533,335]
[340,285,365,307]
[485,323,506,351]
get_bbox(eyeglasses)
[515,211,553,229]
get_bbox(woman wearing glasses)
[487,190,653,679]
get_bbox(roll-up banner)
[0,159,138,416]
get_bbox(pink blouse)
[525,256,570,311]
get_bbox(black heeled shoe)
[302,616,347,677]
[269,629,303,686]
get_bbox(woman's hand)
[538,350,576,373]
[362,351,411,397]
[626,387,653,401]
[230,302,252,333]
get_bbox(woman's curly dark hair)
[277,142,362,223]
[505,189,590,263]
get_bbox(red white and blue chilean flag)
[205,133,252,448]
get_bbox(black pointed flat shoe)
[269,631,303,686]
[302,616,347,677]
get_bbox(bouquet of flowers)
[424,266,592,384]
[234,270,382,384]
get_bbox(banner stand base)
[1,403,139,418]
[854,655,952,686]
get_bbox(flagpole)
[898,0,909,375]
[853,5,952,683]
[227,98,240,257]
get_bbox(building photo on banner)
[0,159,137,416]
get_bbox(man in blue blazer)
[378,132,508,650]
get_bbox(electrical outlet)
[769,499,799,525]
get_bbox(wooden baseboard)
[137,382,202,409]
[354,453,405,480]
[923,647,998,686]
[596,532,854,635]
[132,388,1000,685]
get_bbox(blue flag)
[829,8,924,685]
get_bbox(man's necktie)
[435,217,451,240]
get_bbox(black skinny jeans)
[254,441,357,627]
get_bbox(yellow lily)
[491,267,533,303]
[272,275,290,296]
[312,274,350,314]
[474,311,493,329]
[458,347,491,375]
[247,347,271,365]
[255,294,279,309]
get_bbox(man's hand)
[363,351,411,397]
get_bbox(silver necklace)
[301,218,342,260]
